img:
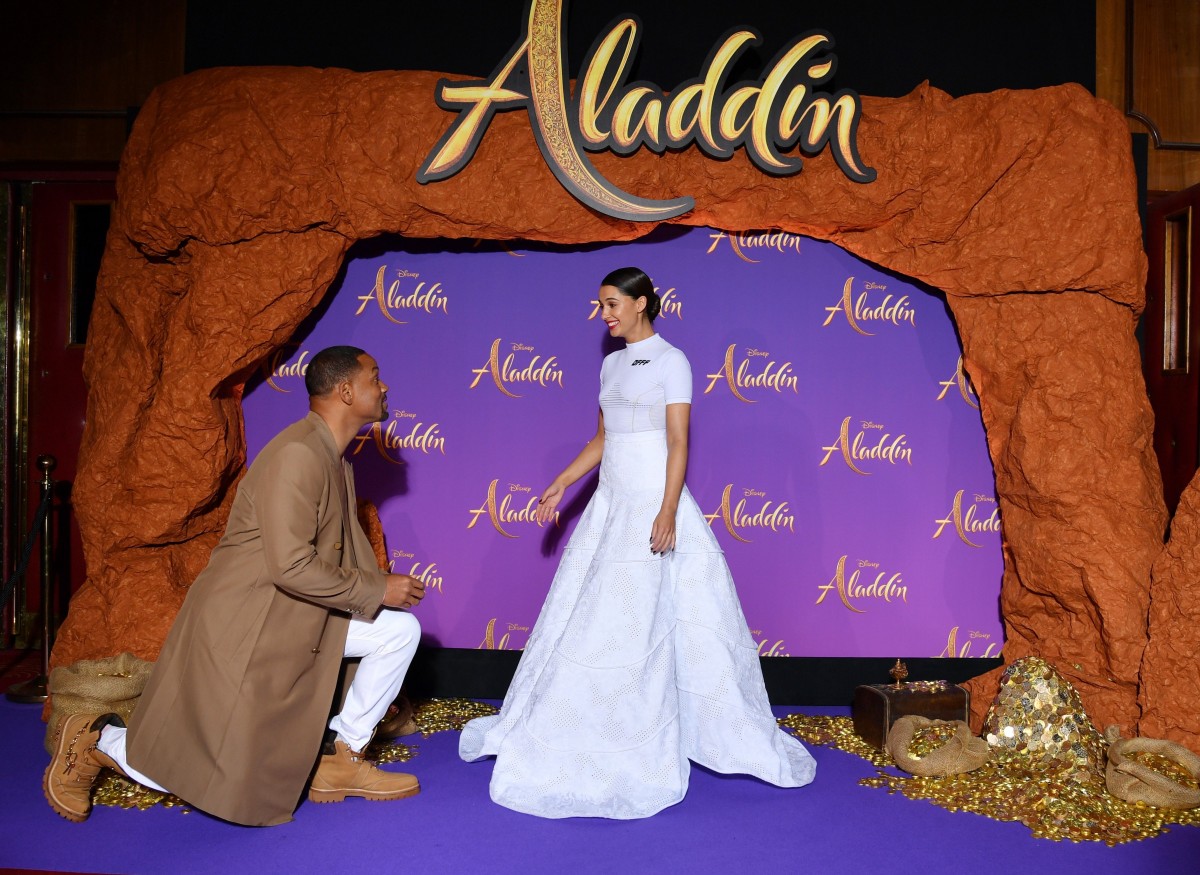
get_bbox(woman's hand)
[536,482,565,523]
[650,507,677,554]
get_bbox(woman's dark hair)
[305,345,367,396]
[601,266,661,322]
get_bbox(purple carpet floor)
[1,698,1196,875]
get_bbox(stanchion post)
[6,454,56,703]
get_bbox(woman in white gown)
[459,267,816,818]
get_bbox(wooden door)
[1143,183,1200,515]
[2,176,114,647]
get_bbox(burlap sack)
[1105,726,1200,810]
[43,652,154,755]
[886,715,990,776]
[374,692,418,741]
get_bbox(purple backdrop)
[243,226,1003,658]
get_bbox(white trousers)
[97,608,421,793]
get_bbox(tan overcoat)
[127,412,386,826]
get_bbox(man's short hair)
[305,346,367,397]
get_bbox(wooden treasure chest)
[852,681,971,749]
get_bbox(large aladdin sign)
[418,0,876,221]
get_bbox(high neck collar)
[625,332,659,349]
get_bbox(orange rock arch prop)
[52,67,1194,745]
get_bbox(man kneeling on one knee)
[45,346,425,826]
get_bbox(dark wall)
[186,1,1095,98]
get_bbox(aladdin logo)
[819,417,912,474]
[349,411,446,465]
[935,355,980,409]
[417,0,875,222]
[263,347,311,393]
[704,344,798,402]
[815,555,908,613]
[469,339,565,398]
[588,286,682,320]
[705,230,803,263]
[821,278,916,336]
[388,549,444,594]
[467,480,559,537]
[354,266,449,325]
[938,626,999,658]
[477,617,530,650]
[932,490,1000,547]
[704,484,795,542]
[749,629,790,657]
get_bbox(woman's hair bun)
[601,266,660,322]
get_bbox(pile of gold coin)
[412,697,498,736]
[907,720,960,760]
[94,697,499,811]
[780,657,1200,845]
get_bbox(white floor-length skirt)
[459,429,817,818]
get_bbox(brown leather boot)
[43,712,123,822]
[308,739,419,803]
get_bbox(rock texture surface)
[51,66,1188,742]
[1141,476,1200,749]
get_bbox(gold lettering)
[469,339,521,397]
[752,35,827,172]
[849,430,912,465]
[408,561,443,593]
[706,229,804,262]
[814,555,864,613]
[420,40,531,180]
[935,356,980,408]
[658,287,682,319]
[820,416,912,473]
[703,484,753,543]
[706,230,758,263]
[467,479,518,537]
[704,345,752,402]
[578,19,634,144]
[524,2,694,221]
[822,277,869,335]
[756,637,790,657]
[467,478,557,537]
[355,266,450,323]
[478,617,515,650]
[705,485,795,540]
[418,0,874,223]
[611,87,662,150]
[264,348,310,393]
[938,626,1001,658]
[816,555,908,613]
[349,419,446,464]
[356,265,407,325]
[704,344,797,401]
[823,278,917,335]
[470,338,564,396]
[933,489,1001,546]
[853,292,916,327]
[718,85,760,142]
[819,416,868,474]
[732,497,795,533]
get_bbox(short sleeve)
[662,349,692,405]
[600,350,616,391]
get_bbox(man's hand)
[382,574,425,609]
